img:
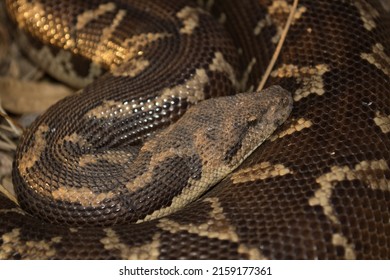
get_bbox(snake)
[0,0,389,259]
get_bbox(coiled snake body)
[1,0,390,259]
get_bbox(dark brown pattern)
[0,0,389,259]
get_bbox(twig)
[258,0,299,91]
[0,111,24,135]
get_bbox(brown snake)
[0,0,390,259]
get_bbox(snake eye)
[247,116,257,126]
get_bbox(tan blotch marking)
[354,1,379,31]
[268,0,307,20]
[158,68,209,104]
[79,20,169,76]
[122,33,170,58]
[210,52,239,89]
[0,228,62,259]
[238,244,267,260]
[176,6,205,35]
[86,100,127,119]
[51,187,115,207]
[361,43,390,76]
[309,160,389,224]
[231,161,292,184]
[270,118,313,141]
[254,15,273,36]
[157,197,239,242]
[19,124,49,174]
[101,228,160,260]
[92,9,126,65]
[111,32,170,77]
[76,2,116,30]
[79,155,98,167]
[78,11,169,78]
[267,1,307,43]
[99,9,126,47]
[79,150,132,167]
[126,65,208,116]
[112,58,150,77]
[63,132,88,146]
[17,33,101,88]
[374,111,390,133]
[69,228,79,233]
[332,233,356,260]
[87,67,208,119]
[271,64,330,101]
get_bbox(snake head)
[224,85,293,168]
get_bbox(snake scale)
[0,0,390,259]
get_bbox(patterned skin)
[0,0,389,259]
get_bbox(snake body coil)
[0,0,390,259]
